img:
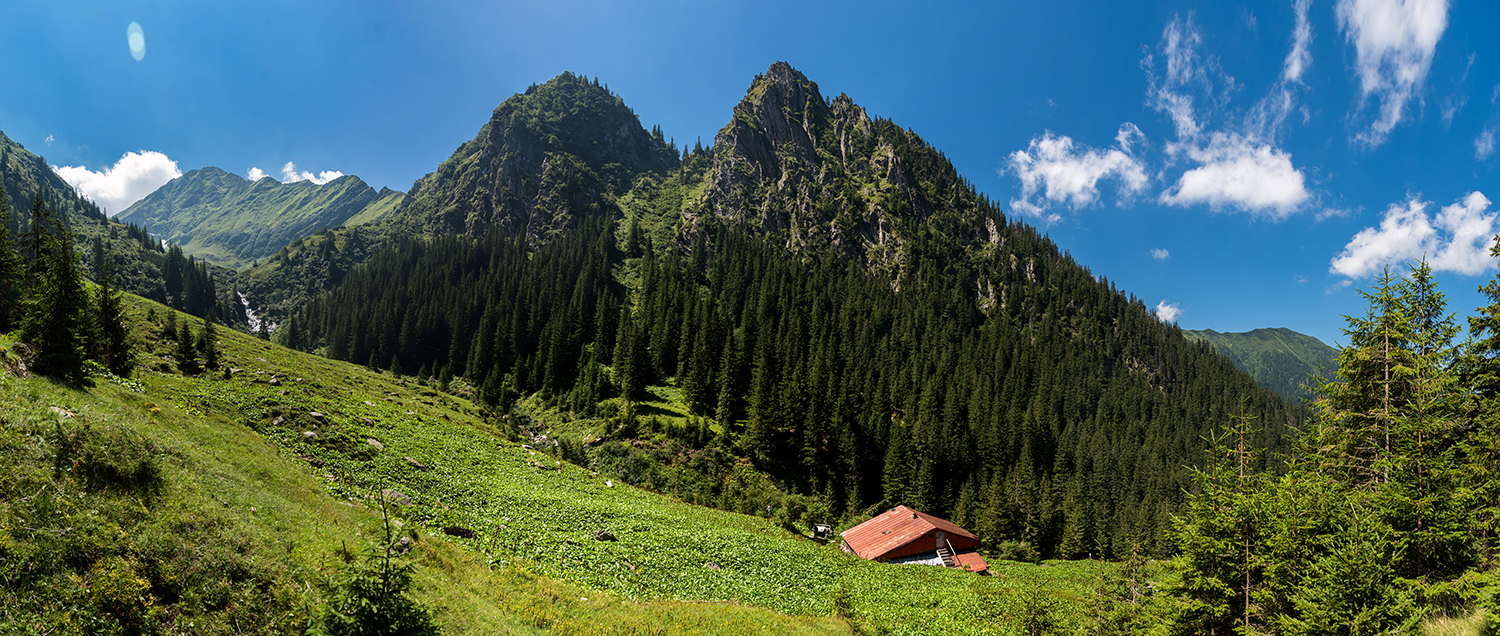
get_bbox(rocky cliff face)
[686,62,999,280]
[398,71,679,240]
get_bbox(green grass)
[0,292,1116,634]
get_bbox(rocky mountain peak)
[687,63,989,280]
[398,71,677,238]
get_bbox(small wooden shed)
[840,505,989,574]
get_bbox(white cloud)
[1160,133,1309,217]
[1478,85,1500,161]
[1283,0,1314,83]
[1146,15,1313,218]
[52,150,182,216]
[1004,125,1149,218]
[1316,207,1355,221]
[1150,248,1171,260]
[247,167,268,181]
[1329,191,1496,278]
[1144,17,1222,141]
[279,161,344,185]
[1154,300,1183,323]
[44,134,54,147]
[1335,0,1450,147]
[1006,12,1315,220]
[1441,94,1467,124]
[1431,191,1498,274]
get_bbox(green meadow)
[0,295,1117,635]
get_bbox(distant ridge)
[1183,327,1338,401]
[117,167,404,268]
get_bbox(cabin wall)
[876,531,981,561]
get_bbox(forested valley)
[273,68,1304,561]
[11,61,1500,634]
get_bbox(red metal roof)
[840,505,980,561]
[953,551,990,573]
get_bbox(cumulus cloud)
[1004,125,1149,218]
[247,167,268,181]
[1150,248,1171,260]
[1160,133,1309,217]
[279,161,344,185]
[1003,11,1314,219]
[1335,0,1450,147]
[1329,191,1496,278]
[1147,15,1312,218]
[1154,300,1184,323]
[52,151,182,216]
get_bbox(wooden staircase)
[936,546,956,568]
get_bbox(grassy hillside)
[0,291,1117,635]
[1182,327,1337,402]
[342,187,406,227]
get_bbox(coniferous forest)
[15,62,1500,634]
[280,176,1301,561]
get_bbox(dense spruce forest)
[277,66,1303,559]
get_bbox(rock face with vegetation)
[690,62,992,280]
[117,167,402,268]
[1183,327,1339,402]
[396,71,678,239]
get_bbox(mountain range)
[0,62,1332,566]
[116,167,404,268]
[0,62,1366,635]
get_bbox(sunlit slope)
[0,291,1107,635]
[116,167,402,269]
[1183,327,1338,401]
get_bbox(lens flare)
[127,22,145,61]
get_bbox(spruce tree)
[20,206,89,385]
[92,257,133,376]
[198,315,220,370]
[1465,237,1500,560]
[0,187,20,331]
[176,320,199,375]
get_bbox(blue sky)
[2,0,1497,347]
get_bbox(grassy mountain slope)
[0,291,1108,635]
[116,168,402,269]
[343,186,406,226]
[1182,327,1337,401]
[0,130,108,224]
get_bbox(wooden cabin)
[840,505,989,574]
